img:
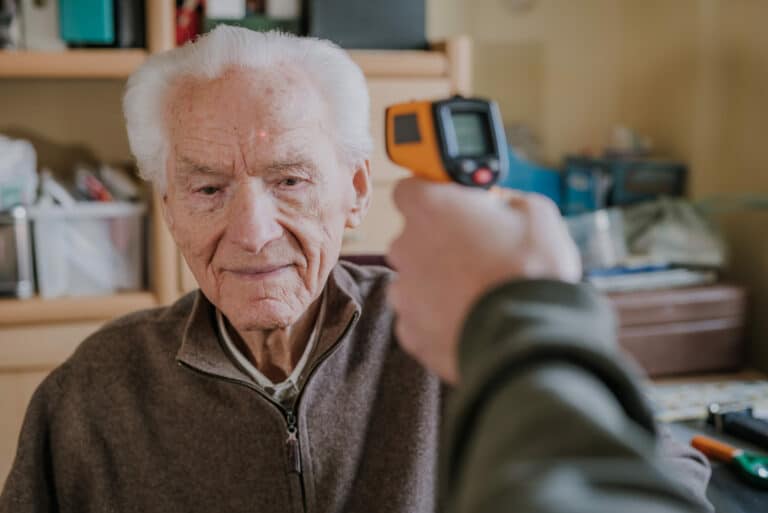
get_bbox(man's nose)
[227,181,283,253]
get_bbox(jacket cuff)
[459,280,614,365]
[457,279,655,433]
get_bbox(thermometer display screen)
[451,112,492,157]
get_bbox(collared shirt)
[215,290,327,406]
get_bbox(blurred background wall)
[428,0,768,371]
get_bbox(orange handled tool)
[692,435,768,489]
[385,96,508,189]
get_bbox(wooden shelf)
[0,292,158,326]
[0,49,149,79]
[0,48,452,80]
[350,49,449,78]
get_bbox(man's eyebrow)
[264,160,318,175]
[176,157,228,175]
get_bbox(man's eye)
[280,177,303,187]
[197,186,221,196]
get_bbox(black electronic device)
[708,404,768,451]
[303,0,426,50]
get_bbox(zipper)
[285,408,301,474]
[177,309,360,508]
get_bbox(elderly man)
[1,27,709,513]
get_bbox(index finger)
[393,177,486,217]
[392,177,432,215]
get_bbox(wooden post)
[433,36,473,96]
[145,2,179,303]
[146,0,175,54]
[149,189,180,304]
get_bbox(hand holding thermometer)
[385,96,509,188]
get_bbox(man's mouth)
[226,264,292,279]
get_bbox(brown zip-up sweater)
[1,262,709,512]
[1,263,441,512]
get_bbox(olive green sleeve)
[441,280,712,513]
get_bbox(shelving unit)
[0,2,177,328]
[0,1,471,484]
[0,1,177,485]
[0,47,453,80]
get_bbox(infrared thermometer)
[385,96,508,188]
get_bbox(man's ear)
[345,159,372,229]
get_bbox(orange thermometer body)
[385,96,509,189]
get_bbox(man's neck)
[228,296,323,383]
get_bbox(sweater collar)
[176,263,362,384]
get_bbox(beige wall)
[429,0,697,163]
[703,1,768,370]
[429,0,768,370]
[0,79,132,170]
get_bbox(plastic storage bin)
[29,202,146,298]
[565,208,627,271]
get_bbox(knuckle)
[526,193,555,211]
[392,178,414,211]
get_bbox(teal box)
[498,149,562,206]
[59,0,115,45]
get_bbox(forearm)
[442,280,710,513]
[449,363,704,513]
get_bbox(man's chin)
[227,297,299,331]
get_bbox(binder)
[59,0,115,45]
[304,0,426,50]
[59,0,145,48]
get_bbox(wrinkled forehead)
[165,65,329,145]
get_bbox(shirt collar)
[215,288,327,398]
[176,263,362,385]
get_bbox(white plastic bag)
[623,198,727,268]
[0,135,38,209]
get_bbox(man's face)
[163,67,369,331]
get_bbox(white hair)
[123,26,372,189]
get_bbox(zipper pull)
[285,410,302,474]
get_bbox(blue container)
[59,0,114,45]
[498,150,562,206]
[561,157,611,216]
[561,156,687,216]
